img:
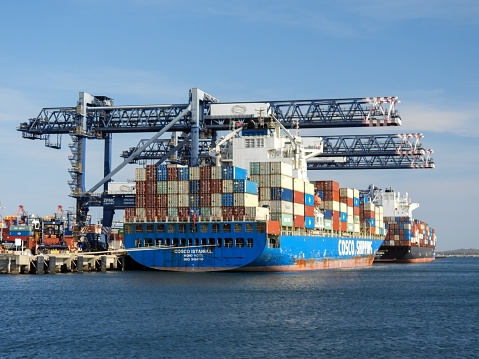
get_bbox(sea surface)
[0,257,477,359]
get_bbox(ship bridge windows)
[145,238,153,247]
[168,224,175,233]
[136,239,141,247]
[189,224,197,233]
[245,138,255,148]
[224,238,233,248]
[236,238,245,248]
[245,223,254,233]
[234,223,242,233]
[212,223,220,233]
[201,224,209,233]
[125,225,132,234]
[257,223,265,233]
[135,224,143,233]
[247,238,254,248]
[223,224,231,233]
[156,224,165,233]
[146,225,154,233]
[156,239,164,246]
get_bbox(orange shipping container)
[267,221,281,234]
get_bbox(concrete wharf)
[0,252,128,274]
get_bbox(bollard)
[37,256,44,274]
[77,256,84,273]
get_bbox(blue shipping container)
[222,193,234,207]
[340,212,347,222]
[222,166,247,180]
[178,167,189,181]
[324,209,332,220]
[189,195,200,207]
[316,190,325,200]
[270,187,293,202]
[189,180,201,194]
[305,217,314,229]
[233,179,258,194]
[304,193,314,206]
[157,165,168,181]
[353,198,360,207]
[365,218,376,227]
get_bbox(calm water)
[0,257,477,359]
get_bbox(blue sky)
[1,0,478,250]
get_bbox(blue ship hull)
[123,221,383,272]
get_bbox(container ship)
[373,189,436,262]
[123,119,386,272]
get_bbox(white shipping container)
[293,203,304,215]
[353,189,359,199]
[363,202,375,211]
[178,194,189,207]
[178,181,189,194]
[259,175,271,188]
[234,193,259,207]
[347,216,354,224]
[354,224,360,233]
[347,206,353,217]
[323,201,340,212]
[339,188,354,198]
[189,167,200,180]
[168,181,178,194]
[209,102,271,118]
[270,174,293,190]
[304,182,315,195]
[211,166,223,180]
[340,202,347,214]
[259,200,271,208]
[250,175,260,184]
[135,168,147,182]
[222,180,233,193]
[270,200,293,214]
[293,178,305,193]
[136,208,146,218]
[211,207,223,218]
[260,187,271,201]
[260,162,271,175]
[270,161,293,177]
[168,194,178,207]
[245,207,270,220]
[108,182,136,195]
[211,194,223,207]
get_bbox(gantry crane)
[17,88,434,238]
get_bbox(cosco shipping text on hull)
[123,221,383,272]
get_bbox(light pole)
[0,206,5,243]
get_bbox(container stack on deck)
[129,164,262,222]
[249,162,315,228]
[315,180,384,236]
[383,217,436,248]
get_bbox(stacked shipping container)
[383,217,436,247]
[250,162,315,228]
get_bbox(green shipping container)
[157,181,168,194]
[347,223,354,232]
[10,225,32,232]
[324,219,333,230]
[281,213,293,227]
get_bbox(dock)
[0,252,129,274]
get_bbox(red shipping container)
[167,168,179,181]
[136,182,147,195]
[211,179,222,193]
[200,180,211,194]
[293,191,305,204]
[178,207,190,219]
[332,220,340,231]
[370,226,375,235]
[200,193,211,207]
[324,191,334,201]
[147,182,157,195]
[146,195,157,208]
[125,208,135,220]
[158,194,168,208]
[146,164,157,182]
[234,206,245,218]
[354,206,359,215]
[223,207,234,220]
[267,221,280,234]
[200,166,211,179]
[157,208,167,220]
[332,210,340,221]
[333,191,340,202]
[341,222,347,232]
[136,195,146,208]
[146,208,157,220]
[304,205,314,217]
[294,215,305,228]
